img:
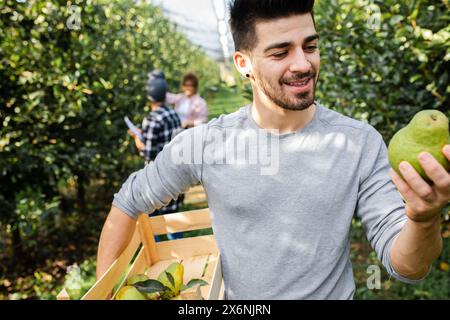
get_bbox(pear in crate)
[115,285,147,300]
[388,110,449,182]
[158,262,184,297]
[127,274,149,285]
[127,274,160,300]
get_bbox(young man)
[97,1,450,299]
[166,72,208,129]
[129,70,184,239]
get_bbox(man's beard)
[256,70,317,111]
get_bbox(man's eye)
[272,52,287,58]
[305,46,318,52]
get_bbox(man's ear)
[233,51,253,79]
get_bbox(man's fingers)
[389,168,422,206]
[443,145,450,161]
[398,161,435,202]
[419,152,450,194]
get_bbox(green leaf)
[133,279,169,294]
[181,279,209,291]
[165,271,175,287]
[180,284,189,291]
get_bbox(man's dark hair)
[229,0,315,52]
[182,72,199,89]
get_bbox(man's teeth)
[287,78,310,86]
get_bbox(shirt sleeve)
[355,125,429,284]
[112,125,206,219]
[140,115,159,160]
[166,92,184,105]
[193,98,209,126]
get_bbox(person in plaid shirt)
[140,101,182,163]
[130,70,184,239]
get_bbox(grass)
[207,85,249,120]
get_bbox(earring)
[245,74,250,78]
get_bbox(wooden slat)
[126,248,148,277]
[111,247,147,300]
[184,196,208,206]
[150,208,211,235]
[184,185,207,206]
[200,254,218,298]
[180,285,202,300]
[206,254,223,300]
[186,185,204,193]
[155,235,218,260]
[218,279,225,300]
[137,215,159,265]
[182,255,209,284]
[81,228,142,300]
[185,200,207,206]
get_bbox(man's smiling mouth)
[284,77,312,87]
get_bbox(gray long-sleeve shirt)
[113,102,427,299]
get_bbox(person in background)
[166,72,208,129]
[128,69,184,241]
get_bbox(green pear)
[157,262,184,297]
[388,109,449,182]
[126,274,149,285]
[145,292,160,300]
[127,274,160,300]
[115,285,147,300]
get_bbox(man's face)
[248,14,320,111]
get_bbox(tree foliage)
[0,0,220,259]
[314,0,449,140]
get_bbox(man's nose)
[289,48,311,74]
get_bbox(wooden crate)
[183,185,208,207]
[57,208,224,300]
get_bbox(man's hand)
[389,145,449,280]
[127,129,136,138]
[134,135,145,151]
[182,120,195,129]
[389,145,450,225]
[127,129,145,151]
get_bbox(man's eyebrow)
[263,41,292,54]
[304,34,320,44]
[263,33,320,54]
